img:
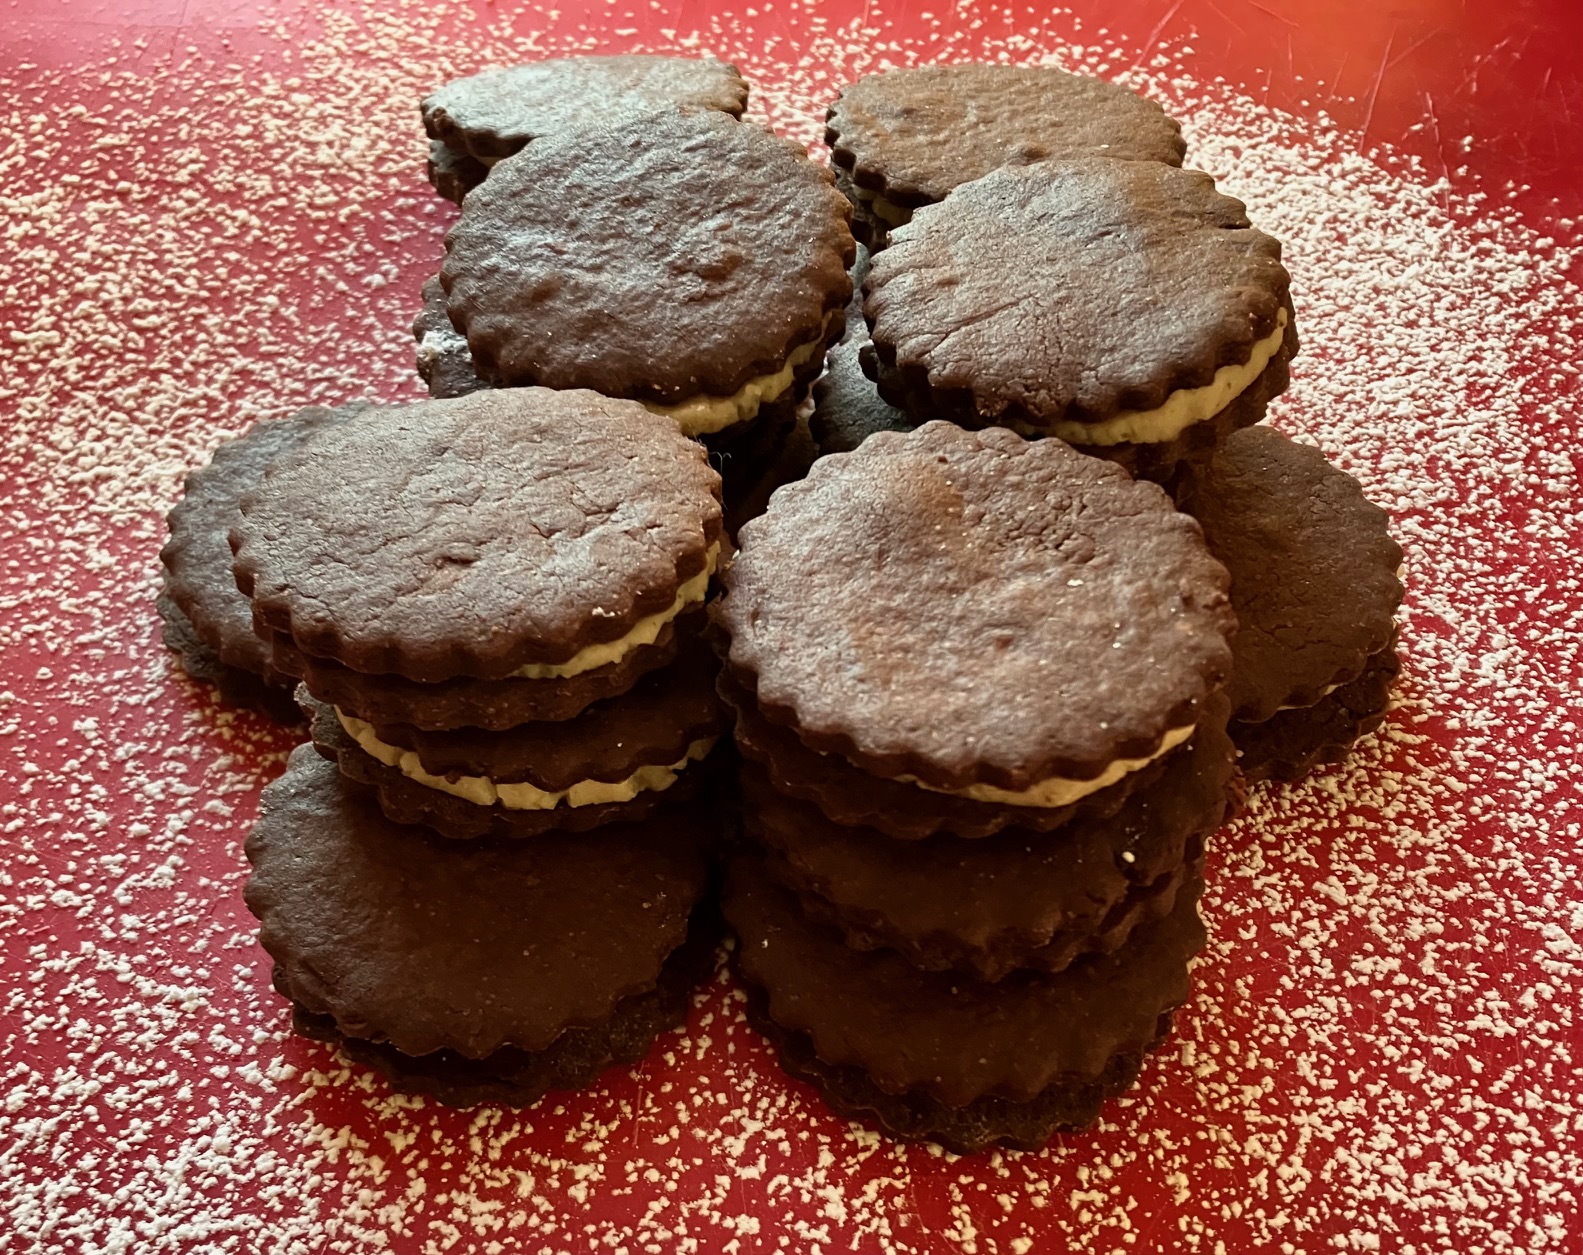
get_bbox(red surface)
[1,2,1580,1253]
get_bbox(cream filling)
[642,315,835,437]
[1038,310,1289,447]
[338,709,716,810]
[1276,681,1345,713]
[509,542,719,680]
[901,723,1196,809]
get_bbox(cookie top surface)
[422,55,749,163]
[441,110,854,402]
[161,404,358,675]
[826,64,1185,207]
[865,158,1290,428]
[233,390,722,682]
[717,422,1236,791]
[724,854,1202,1105]
[245,747,711,1058]
[1186,426,1404,721]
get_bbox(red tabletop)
[1,1,1580,1251]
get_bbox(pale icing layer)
[511,542,719,680]
[849,183,914,228]
[338,708,716,810]
[902,723,1196,808]
[1041,310,1289,447]
[643,315,836,436]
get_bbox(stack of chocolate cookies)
[713,423,1241,1152]
[414,70,853,534]
[420,53,748,203]
[229,388,729,1105]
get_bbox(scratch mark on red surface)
[1204,0,1246,36]
[1128,0,1186,71]
[1356,26,1396,151]
[1243,0,1297,29]
[1385,28,1446,74]
[1422,90,1452,211]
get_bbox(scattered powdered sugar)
[0,2,1578,1252]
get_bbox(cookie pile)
[152,53,1409,1152]
[230,389,727,1105]
[713,423,1241,1152]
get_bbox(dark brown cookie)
[743,988,1173,1154]
[422,55,749,164]
[721,670,1168,841]
[287,921,718,1109]
[725,855,1204,1107]
[1234,645,1400,784]
[412,275,491,399]
[840,242,872,342]
[330,634,723,790]
[246,746,713,1058]
[721,412,819,540]
[742,693,1232,981]
[306,699,715,840]
[440,110,853,425]
[233,390,722,682]
[156,591,302,724]
[717,422,1235,792]
[863,159,1297,483]
[274,608,700,731]
[160,404,359,712]
[826,65,1185,248]
[809,339,916,456]
[1183,426,1405,723]
[426,139,489,205]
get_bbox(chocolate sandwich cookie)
[300,635,724,840]
[1184,426,1404,782]
[726,856,1204,1153]
[412,276,490,399]
[721,670,1170,841]
[742,692,1232,981]
[839,243,871,343]
[808,340,915,456]
[159,403,361,722]
[717,422,1235,810]
[247,747,716,1104]
[826,65,1185,249]
[276,608,703,732]
[440,110,853,456]
[234,388,723,684]
[426,140,488,205]
[863,159,1298,488]
[422,54,749,166]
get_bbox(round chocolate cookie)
[160,403,361,722]
[1234,643,1401,784]
[743,989,1173,1155]
[1184,426,1404,723]
[246,746,714,1060]
[317,633,723,792]
[233,389,723,683]
[157,591,301,724]
[717,422,1236,796]
[422,55,749,165]
[412,276,490,399]
[808,340,915,456]
[720,670,1169,841]
[439,109,853,441]
[306,698,715,840]
[742,693,1233,981]
[724,855,1204,1109]
[863,159,1298,486]
[426,139,489,205]
[288,924,717,1109]
[274,608,702,731]
[826,65,1185,249]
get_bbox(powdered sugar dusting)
[0,2,1578,1251]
